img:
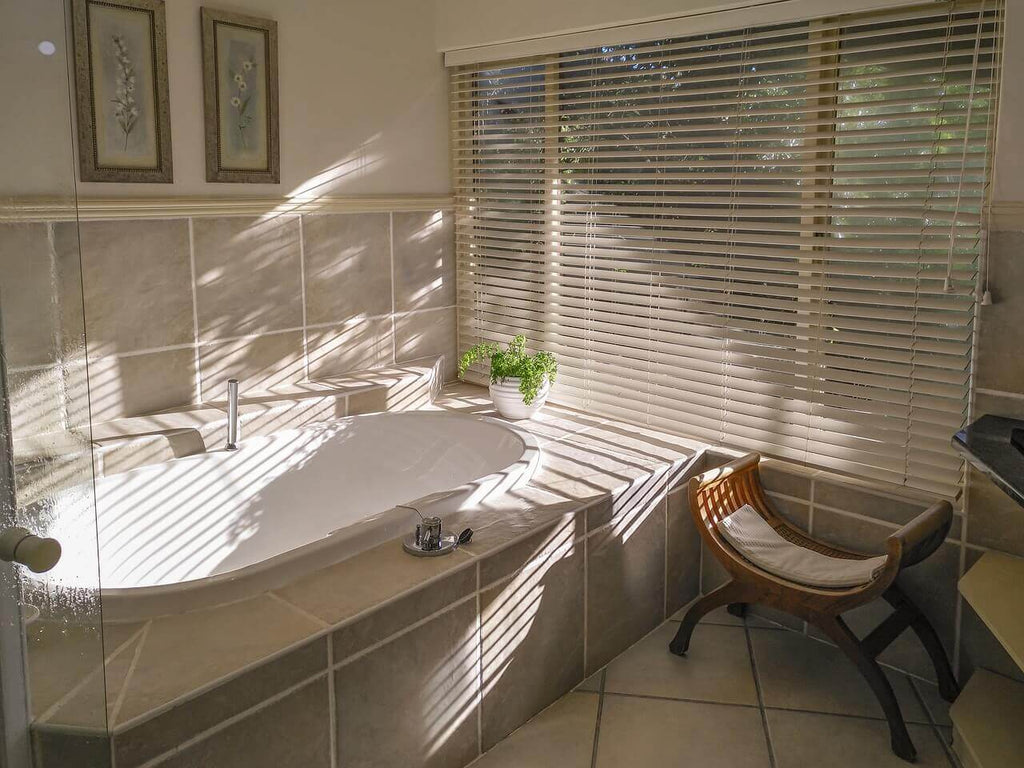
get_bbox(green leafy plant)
[458,335,558,405]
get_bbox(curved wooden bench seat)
[670,452,959,763]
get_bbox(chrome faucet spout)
[226,379,239,450]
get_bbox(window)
[451,1,1004,497]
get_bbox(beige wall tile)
[114,638,327,768]
[271,539,474,627]
[88,349,197,421]
[758,463,812,499]
[69,219,193,356]
[976,230,1024,394]
[302,212,392,325]
[32,732,111,768]
[8,366,66,437]
[395,306,457,380]
[811,508,960,681]
[114,594,322,724]
[0,222,82,368]
[199,330,305,396]
[586,498,666,674]
[392,210,455,313]
[480,520,585,750]
[157,677,331,768]
[666,488,700,617]
[306,317,393,379]
[193,216,303,341]
[334,600,480,768]
[814,479,930,527]
[332,565,476,661]
[967,467,1024,556]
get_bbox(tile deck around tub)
[29,382,703,736]
[471,607,959,768]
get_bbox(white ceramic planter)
[489,376,550,421]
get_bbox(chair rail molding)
[0,194,455,223]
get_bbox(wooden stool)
[670,453,959,762]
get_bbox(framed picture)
[71,0,173,183]
[201,8,280,183]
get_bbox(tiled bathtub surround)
[0,208,456,431]
[30,383,988,768]
[30,387,708,768]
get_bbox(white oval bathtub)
[44,412,540,620]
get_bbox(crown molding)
[0,194,454,223]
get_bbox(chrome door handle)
[0,527,61,573]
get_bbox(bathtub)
[45,412,540,621]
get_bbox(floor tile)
[575,670,603,693]
[472,692,598,768]
[750,629,929,723]
[670,603,782,630]
[768,709,954,768]
[671,604,743,626]
[604,622,758,706]
[910,677,953,727]
[595,695,770,768]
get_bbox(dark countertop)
[953,415,1024,508]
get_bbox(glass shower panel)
[0,0,109,765]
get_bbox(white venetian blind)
[451,0,1004,498]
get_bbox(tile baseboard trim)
[0,194,455,223]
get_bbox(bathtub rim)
[93,411,541,622]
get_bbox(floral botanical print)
[229,58,257,149]
[111,34,139,150]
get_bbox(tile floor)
[472,606,958,768]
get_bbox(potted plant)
[457,335,558,420]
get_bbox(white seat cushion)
[717,504,887,588]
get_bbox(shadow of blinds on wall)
[451,0,1004,498]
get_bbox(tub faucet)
[226,379,239,451]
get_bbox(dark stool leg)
[727,603,747,618]
[670,582,749,656]
[816,614,917,763]
[884,586,959,702]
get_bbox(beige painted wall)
[1,0,449,198]
[433,0,750,51]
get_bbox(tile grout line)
[907,675,959,768]
[109,621,152,729]
[389,211,397,365]
[33,304,460,371]
[187,217,202,403]
[327,632,338,768]
[266,590,330,630]
[589,668,606,768]
[134,672,328,768]
[111,555,478,734]
[36,623,150,726]
[744,621,778,768]
[298,214,310,382]
[475,560,483,760]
